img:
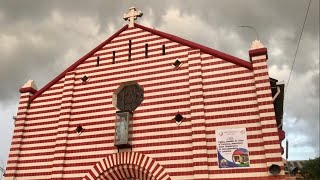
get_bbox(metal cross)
[123,7,143,28]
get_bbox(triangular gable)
[134,23,252,70]
[29,23,252,102]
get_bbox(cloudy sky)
[0,0,319,168]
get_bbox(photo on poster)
[216,128,250,168]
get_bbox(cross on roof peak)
[123,7,143,28]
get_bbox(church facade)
[6,7,285,180]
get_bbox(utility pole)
[286,140,289,179]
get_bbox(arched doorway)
[84,152,171,180]
[96,164,155,180]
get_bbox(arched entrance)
[84,152,171,180]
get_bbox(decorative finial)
[22,80,38,90]
[19,80,38,94]
[250,40,265,50]
[123,7,143,28]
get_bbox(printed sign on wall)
[216,128,250,168]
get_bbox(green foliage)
[300,157,320,180]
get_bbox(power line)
[285,0,312,94]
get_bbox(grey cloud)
[0,9,113,102]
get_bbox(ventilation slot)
[145,43,148,58]
[96,56,100,66]
[129,40,132,61]
[162,44,165,55]
[112,51,115,64]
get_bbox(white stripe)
[205,107,258,116]
[253,68,268,74]
[204,91,257,102]
[203,79,255,90]
[252,55,267,61]
[252,61,267,67]
[203,71,253,83]
[205,100,257,109]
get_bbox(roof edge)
[29,24,129,102]
[134,23,253,70]
[249,48,268,62]
[19,87,37,94]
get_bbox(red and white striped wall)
[5,24,284,180]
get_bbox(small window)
[76,125,84,134]
[81,75,89,82]
[172,59,182,68]
[173,113,184,125]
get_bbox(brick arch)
[83,152,171,180]
[96,164,156,180]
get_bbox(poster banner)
[216,128,250,168]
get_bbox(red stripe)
[253,64,268,70]
[205,96,257,106]
[107,31,155,44]
[115,29,145,38]
[255,78,270,84]
[252,59,267,64]
[204,82,255,92]
[188,50,201,55]
[19,94,31,99]
[253,71,269,77]
[205,103,257,113]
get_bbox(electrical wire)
[285,0,312,94]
